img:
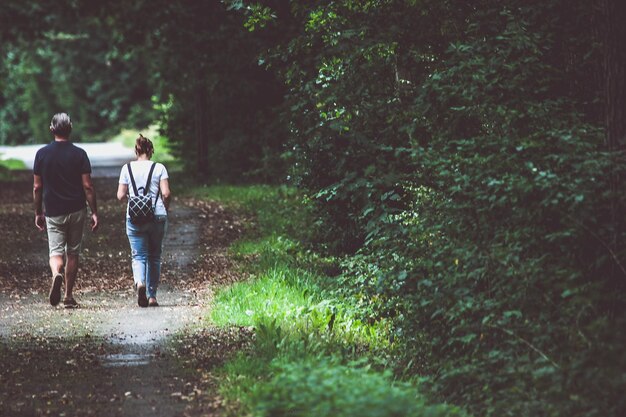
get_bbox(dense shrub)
[254,359,468,417]
[228,1,625,416]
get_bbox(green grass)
[253,359,468,417]
[189,184,467,417]
[0,158,27,170]
[0,158,27,180]
[211,267,317,327]
[211,264,389,353]
[191,184,276,207]
[188,184,310,240]
[110,124,178,166]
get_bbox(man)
[33,113,98,308]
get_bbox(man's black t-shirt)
[33,141,92,217]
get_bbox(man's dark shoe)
[63,297,78,309]
[49,273,63,306]
[137,285,148,307]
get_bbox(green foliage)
[4,2,624,416]
[110,124,177,166]
[0,27,155,144]
[226,1,624,417]
[1,1,285,181]
[206,183,388,355]
[218,353,268,413]
[254,359,468,417]
[0,156,26,180]
[0,157,26,170]
[205,184,452,416]
[136,1,287,181]
[211,266,317,328]
[211,266,389,355]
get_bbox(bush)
[229,2,625,416]
[254,359,468,417]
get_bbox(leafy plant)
[224,2,625,416]
[254,358,468,417]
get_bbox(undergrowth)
[196,184,468,417]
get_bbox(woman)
[117,134,171,307]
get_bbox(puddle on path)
[92,286,204,370]
[102,352,152,367]
[0,289,209,416]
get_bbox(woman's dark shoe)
[137,285,148,307]
[148,298,159,307]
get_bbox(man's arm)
[33,175,45,231]
[82,173,99,231]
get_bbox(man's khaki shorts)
[46,208,87,257]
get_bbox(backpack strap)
[128,162,160,205]
[127,163,139,196]
[144,162,157,196]
[146,162,161,207]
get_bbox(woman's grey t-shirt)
[118,161,169,217]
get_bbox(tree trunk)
[600,0,626,313]
[602,0,626,151]
[195,87,209,177]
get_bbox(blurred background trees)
[0,0,287,181]
[0,3,154,144]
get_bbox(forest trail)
[0,173,246,416]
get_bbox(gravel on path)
[0,174,250,416]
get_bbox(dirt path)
[0,174,247,416]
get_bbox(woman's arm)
[117,183,128,201]
[160,178,171,210]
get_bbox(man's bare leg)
[64,253,79,300]
[48,255,64,306]
[49,255,64,276]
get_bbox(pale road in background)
[0,143,135,177]
[0,143,135,168]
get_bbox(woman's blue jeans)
[126,215,167,299]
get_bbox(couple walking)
[33,113,171,308]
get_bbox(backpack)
[127,162,160,225]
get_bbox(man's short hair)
[50,113,72,138]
